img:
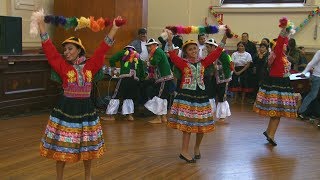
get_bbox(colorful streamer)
[164,25,227,35]
[43,14,126,32]
[208,6,240,38]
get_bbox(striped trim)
[51,109,96,119]
[40,115,105,162]
[167,121,215,133]
[40,144,105,163]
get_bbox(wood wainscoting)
[0,54,61,117]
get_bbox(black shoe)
[263,131,277,146]
[194,153,201,159]
[179,154,196,163]
[298,113,309,120]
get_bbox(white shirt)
[140,41,148,61]
[302,50,320,77]
[231,51,252,67]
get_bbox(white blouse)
[231,51,252,67]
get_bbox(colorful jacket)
[169,47,223,90]
[42,39,110,98]
[109,49,146,80]
[214,51,233,84]
[149,48,174,83]
[205,51,232,84]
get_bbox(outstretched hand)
[30,9,45,37]
[166,29,173,42]
[113,16,126,28]
[296,74,306,78]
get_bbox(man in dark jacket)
[130,28,148,62]
[241,32,257,57]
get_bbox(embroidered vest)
[215,60,232,84]
[63,64,92,98]
[182,63,205,90]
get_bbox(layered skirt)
[229,66,254,93]
[40,96,105,162]
[167,87,215,133]
[253,76,297,118]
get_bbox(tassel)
[30,9,45,38]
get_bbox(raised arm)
[165,31,186,70]
[38,19,65,74]
[85,16,122,75]
[109,50,124,67]
[202,34,227,68]
[302,50,320,74]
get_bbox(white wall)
[1,0,54,49]
[148,0,320,52]
[0,0,8,15]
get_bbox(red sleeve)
[201,47,223,68]
[42,39,65,76]
[274,35,286,57]
[85,41,111,75]
[168,50,187,70]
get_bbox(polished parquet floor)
[1,103,320,180]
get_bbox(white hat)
[205,38,218,47]
[165,44,180,52]
[124,45,136,50]
[146,38,159,46]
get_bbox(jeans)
[298,75,320,114]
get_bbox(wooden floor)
[1,103,320,180]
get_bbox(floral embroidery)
[85,70,92,82]
[184,67,190,77]
[67,70,76,83]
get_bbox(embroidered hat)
[182,40,197,49]
[145,38,159,46]
[62,37,86,53]
[205,38,218,47]
[124,45,136,50]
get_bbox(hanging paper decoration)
[30,9,126,37]
[294,7,320,34]
[208,6,239,39]
[208,5,320,38]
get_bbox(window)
[223,0,305,3]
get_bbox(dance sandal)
[263,131,277,146]
[179,154,196,163]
